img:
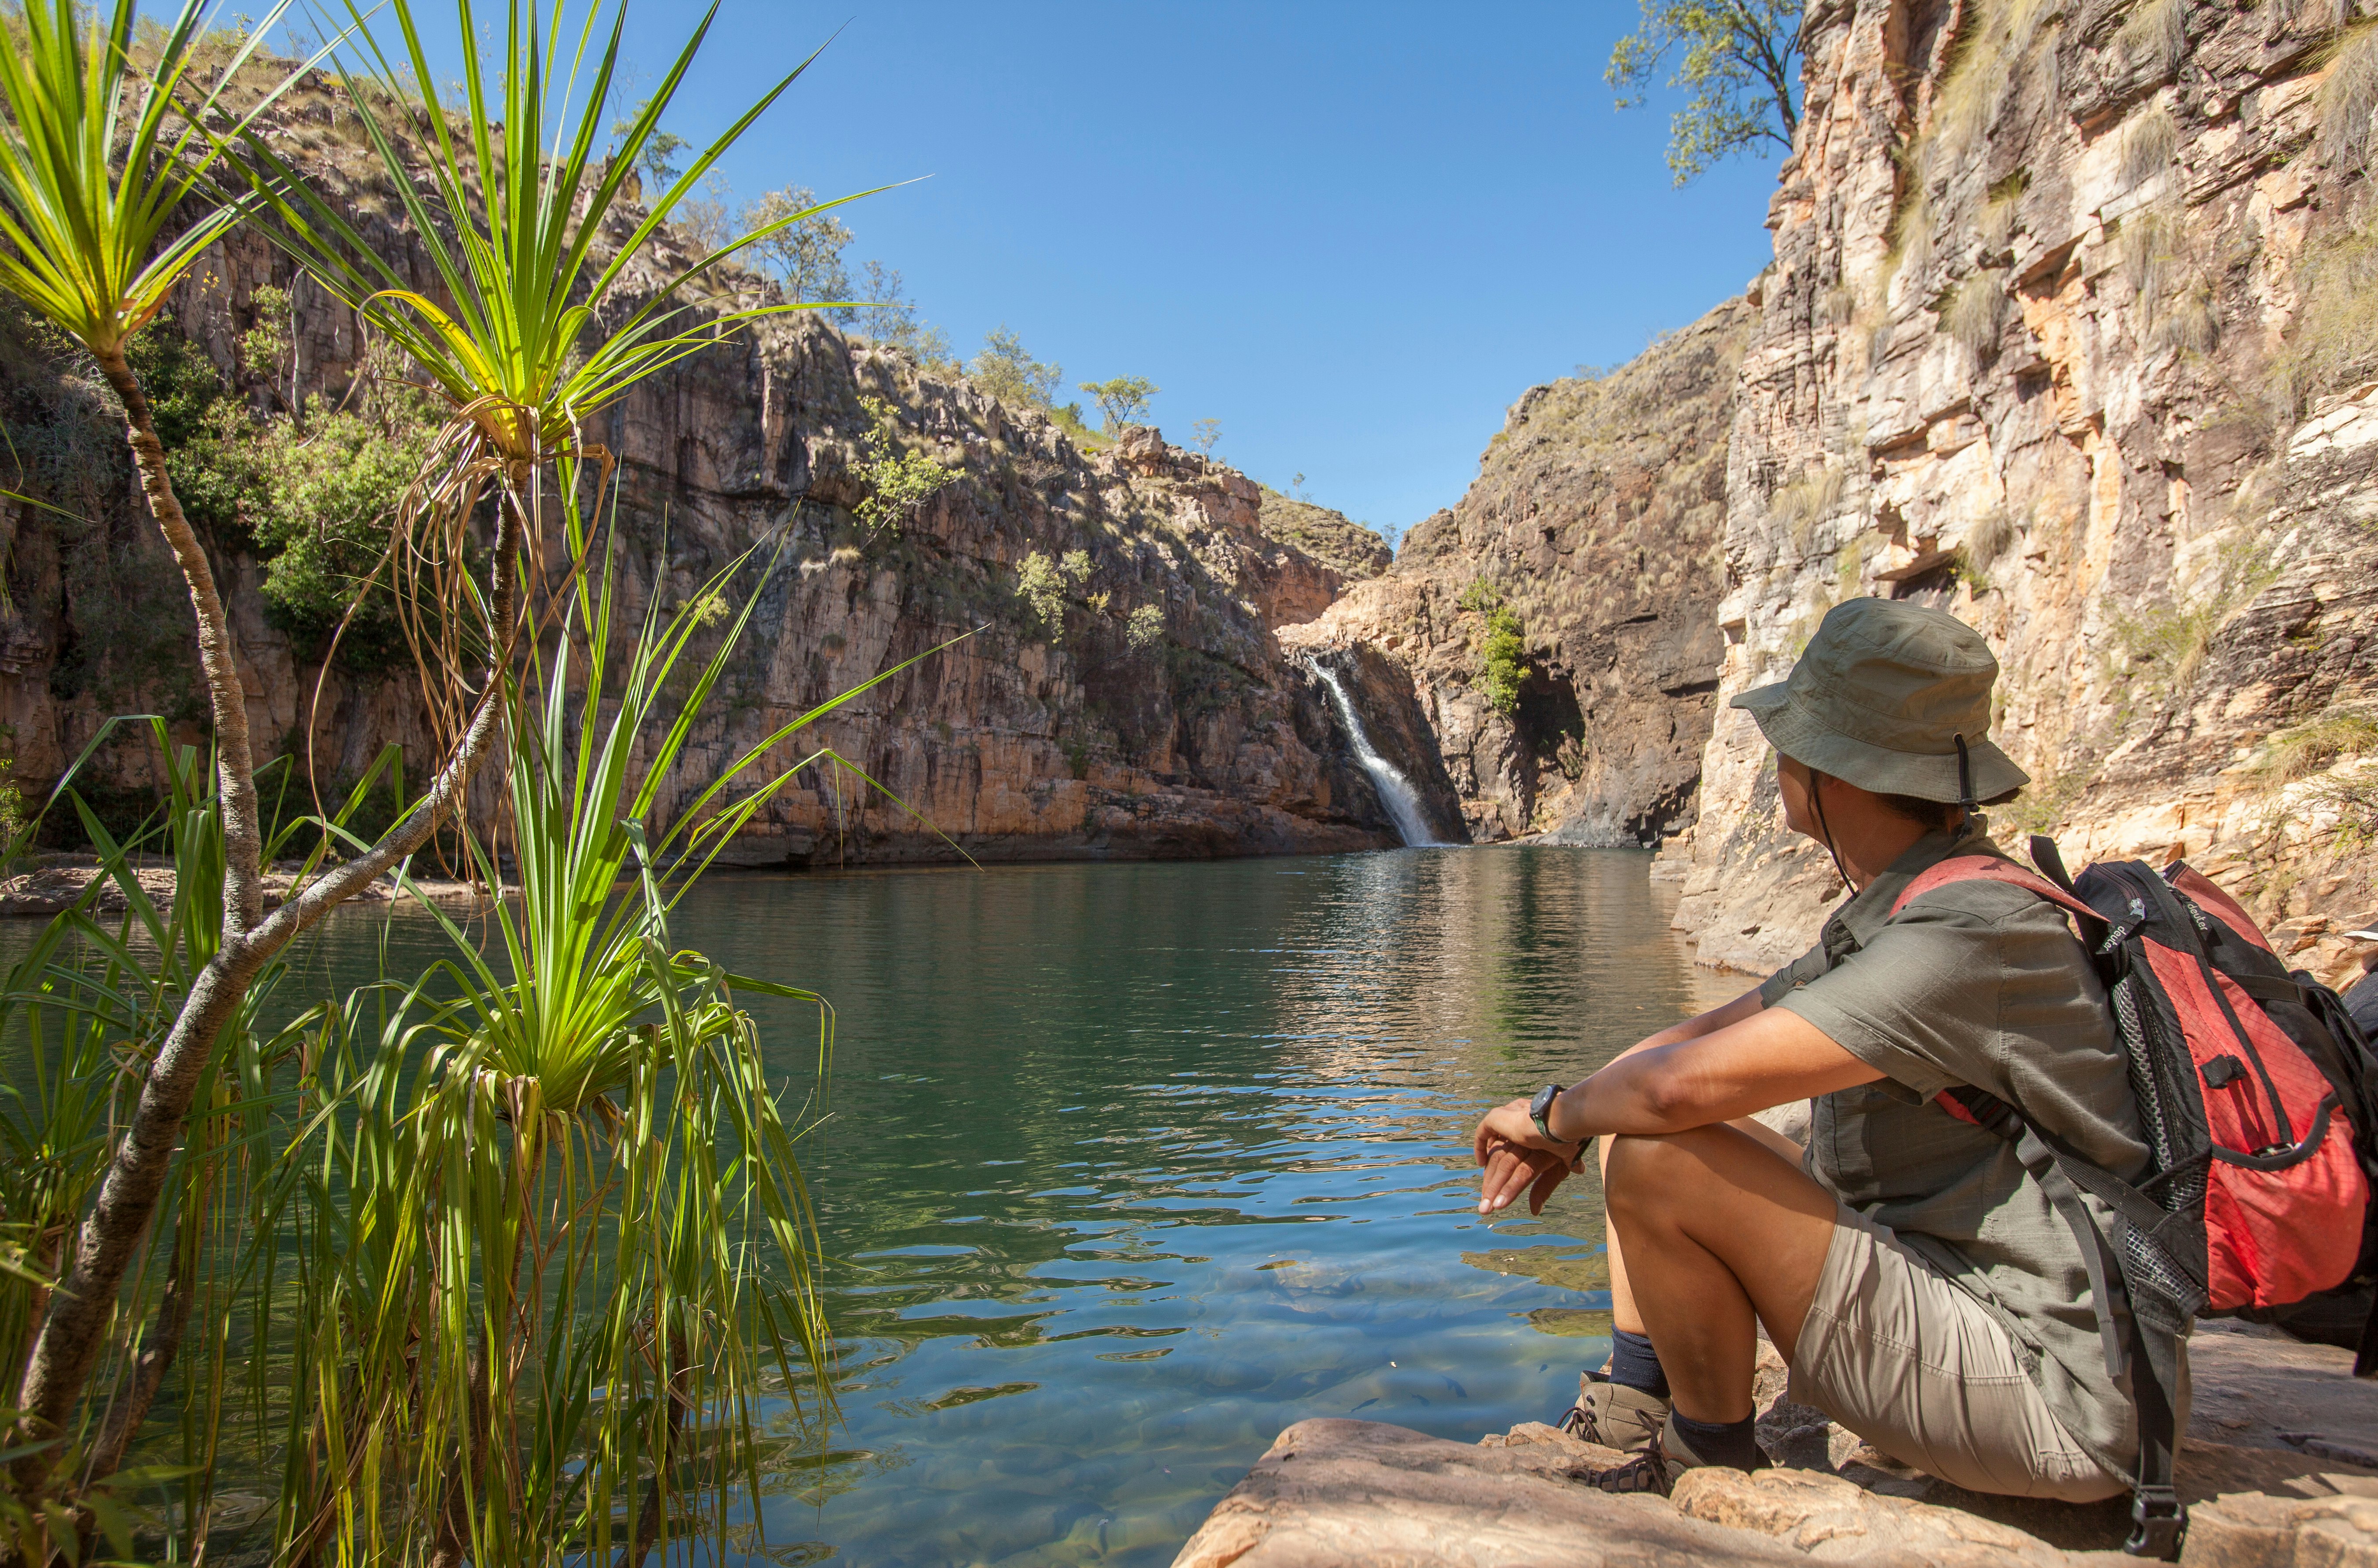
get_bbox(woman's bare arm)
[1473,1007,1879,1213]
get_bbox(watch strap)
[1530,1082,1566,1143]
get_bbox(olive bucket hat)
[1730,598,2029,805]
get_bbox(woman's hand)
[1476,1132,1574,1215]
[1472,1097,1582,1216]
[1473,1097,1571,1160]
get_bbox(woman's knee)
[1604,1131,1692,1222]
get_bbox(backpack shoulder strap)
[1890,854,2105,926]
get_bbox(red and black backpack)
[1888,838,2378,1560]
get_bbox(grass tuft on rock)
[1943,270,2011,355]
[2254,706,2378,784]
[2119,0,2188,80]
[2121,105,2180,188]
[2319,23,2378,171]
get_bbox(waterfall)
[1306,656,1443,848]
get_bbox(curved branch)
[91,345,266,937]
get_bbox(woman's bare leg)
[1601,1114,1805,1345]
[1602,1124,1839,1423]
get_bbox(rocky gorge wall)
[1670,0,2378,986]
[1294,0,2378,987]
[0,108,1453,865]
[1288,299,1756,847]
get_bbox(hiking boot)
[1588,1413,1763,1498]
[1555,1369,1669,1453]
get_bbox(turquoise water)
[675,848,1736,1565]
[117,846,1747,1565]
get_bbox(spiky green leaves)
[0,0,310,354]
[237,0,889,478]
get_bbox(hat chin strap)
[1809,772,1858,898]
[1813,738,1979,900]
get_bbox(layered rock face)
[0,171,1423,864]
[1674,0,2378,980]
[1253,492,1395,582]
[1288,299,1755,846]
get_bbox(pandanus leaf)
[230,0,896,472]
[0,0,334,354]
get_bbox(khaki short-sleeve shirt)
[1757,822,2159,1479]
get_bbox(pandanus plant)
[0,726,409,1562]
[273,534,937,1565]
[0,0,871,1532]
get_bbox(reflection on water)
[96,847,1750,1566]
[685,846,1738,1566]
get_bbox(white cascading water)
[1306,656,1441,848]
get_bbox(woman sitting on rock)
[1470,597,2168,1501]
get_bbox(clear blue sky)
[366,2,1786,541]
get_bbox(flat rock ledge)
[0,857,491,917]
[1173,1326,2378,1568]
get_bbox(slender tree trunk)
[12,1224,62,1387]
[69,1227,194,1564]
[8,430,528,1497]
[90,346,267,936]
[427,1335,494,1568]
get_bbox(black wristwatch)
[1530,1082,1570,1145]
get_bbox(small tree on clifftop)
[742,185,857,312]
[1080,375,1159,433]
[971,325,1064,409]
[1607,0,1803,184]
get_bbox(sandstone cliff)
[1671,0,2378,985]
[1253,492,1395,582]
[0,105,1432,865]
[1289,300,1754,846]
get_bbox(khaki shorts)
[1788,1203,2126,1502]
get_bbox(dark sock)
[1606,1329,1670,1400]
[1669,1411,1762,1471]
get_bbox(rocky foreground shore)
[1173,1321,2377,1567]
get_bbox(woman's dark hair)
[1878,793,1966,834]
[1876,785,2023,834]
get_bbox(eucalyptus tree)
[1607,0,1803,184]
[1080,374,1158,433]
[0,0,864,1523]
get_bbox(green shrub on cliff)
[1481,602,1528,716]
[1127,603,1166,649]
[854,396,957,536]
[1457,578,1531,713]
[246,390,435,665]
[115,315,435,667]
[1017,547,1091,634]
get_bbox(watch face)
[1531,1083,1559,1120]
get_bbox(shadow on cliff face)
[1300,644,1467,847]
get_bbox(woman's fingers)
[1474,1098,1535,1164]
[1477,1139,1542,1213]
[1526,1157,1568,1216]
